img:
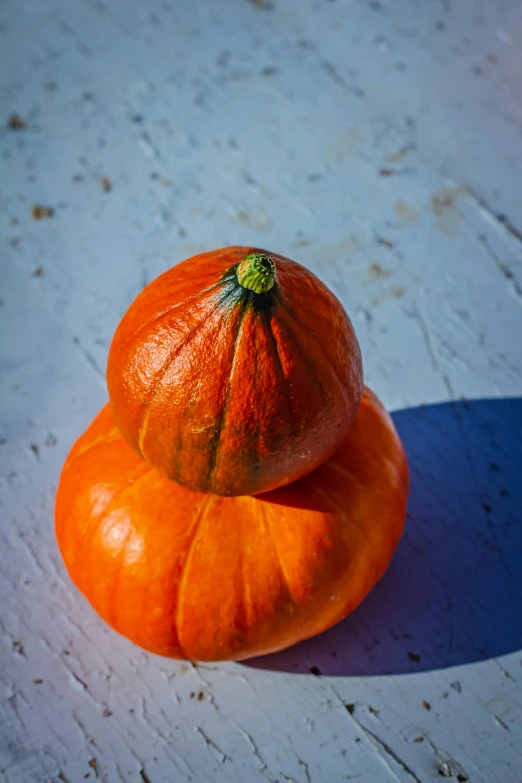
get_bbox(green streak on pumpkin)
[236,253,275,294]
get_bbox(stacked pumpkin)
[55,247,409,661]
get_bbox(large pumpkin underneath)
[107,246,363,496]
[55,388,408,661]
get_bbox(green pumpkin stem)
[236,253,275,294]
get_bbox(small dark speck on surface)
[345,703,355,714]
[377,237,396,249]
[72,173,83,182]
[32,205,54,219]
[368,706,380,715]
[8,113,26,130]
[30,443,40,460]
[431,188,455,216]
[368,263,391,280]
[309,666,322,676]
[421,700,431,711]
[450,680,462,693]
[408,651,421,663]
[261,65,279,76]
[500,488,510,497]
[32,266,43,277]
[131,113,144,123]
[102,708,112,717]
[216,50,230,66]
[248,0,273,9]
[44,433,57,446]
[197,690,206,701]
[140,769,153,783]
[100,176,112,192]
[489,462,499,472]
[379,168,394,177]
[413,736,424,743]
[482,501,493,513]
[13,640,25,656]
[88,758,99,778]
[33,678,43,684]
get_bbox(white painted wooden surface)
[1,1,522,781]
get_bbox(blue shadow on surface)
[245,397,522,676]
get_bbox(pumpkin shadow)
[244,397,522,676]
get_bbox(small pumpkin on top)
[107,247,363,497]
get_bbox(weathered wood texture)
[1,1,521,781]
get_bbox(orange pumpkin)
[55,387,408,661]
[107,247,363,496]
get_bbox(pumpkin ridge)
[175,494,215,657]
[253,308,293,469]
[71,421,121,461]
[249,311,262,480]
[205,298,250,492]
[277,299,358,409]
[238,515,253,629]
[310,483,379,581]
[272,310,329,406]
[108,522,137,630]
[72,464,153,576]
[261,307,287,384]
[137,301,223,462]
[157,288,250,484]
[117,279,230,355]
[260,501,297,608]
[323,458,364,489]
[260,306,294,425]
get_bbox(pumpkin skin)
[107,246,363,496]
[55,387,408,662]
